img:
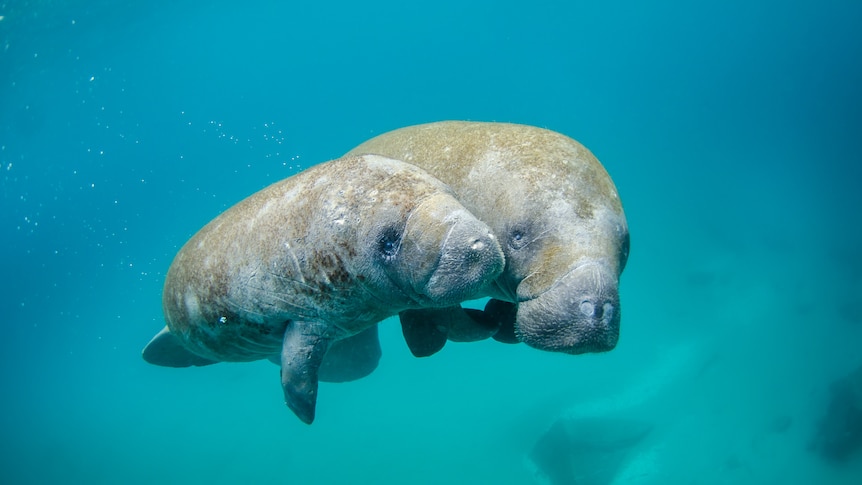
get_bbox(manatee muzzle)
[398,193,505,307]
[423,217,504,305]
[515,261,620,354]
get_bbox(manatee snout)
[516,262,620,354]
[425,217,504,303]
[400,193,505,306]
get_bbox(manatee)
[529,417,652,485]
[347,121,629,355]
[142,154,505,424]
[810,363,862,462]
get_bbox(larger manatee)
[347,121,629,355]
[142,154,504,423]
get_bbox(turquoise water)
[2,0,861,483]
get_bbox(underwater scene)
[1,0,861,483]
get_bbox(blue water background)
[2,0,861,483]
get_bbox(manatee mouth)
[514,262,620,354]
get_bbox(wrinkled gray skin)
[347,122,629,356]
[142,155,504,424]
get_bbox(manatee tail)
[142,326,218,367]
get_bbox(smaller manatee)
[142,155,504,424]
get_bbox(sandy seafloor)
[1,1,861,483]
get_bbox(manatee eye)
[509,228,528,250]
[377,226,402,262]
[619,229,631,272]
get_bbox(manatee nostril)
[470,238,486,251]
[579,300,595,317]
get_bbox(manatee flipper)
[400,309,449,357]
[483,299,520,344]
[275,327,382,382]
[280,321,334,424]
[318,326,382,383]
[400,304,510,357]
[450,307,502,342]
[142,326,218,367]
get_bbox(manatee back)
[348,121,629,281]
[350,121,623,219]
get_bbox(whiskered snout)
[398,193,504,307]
[425,218,504,304]
[515,262,620,354]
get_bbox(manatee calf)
[142,154,504,424]
[347,121,629,355]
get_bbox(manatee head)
[495,185,629,355]
[351,157,505,309]
[458,131,630,355]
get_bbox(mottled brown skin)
[143,154,504,423]
[348,122,629,355]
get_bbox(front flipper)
[142,326,218,367]
[451,307,502,342]
[280,321,335,424]
[483,299,520,344]
[399,308,451,357]
[399,305,504,357]
[319,326,382,383]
